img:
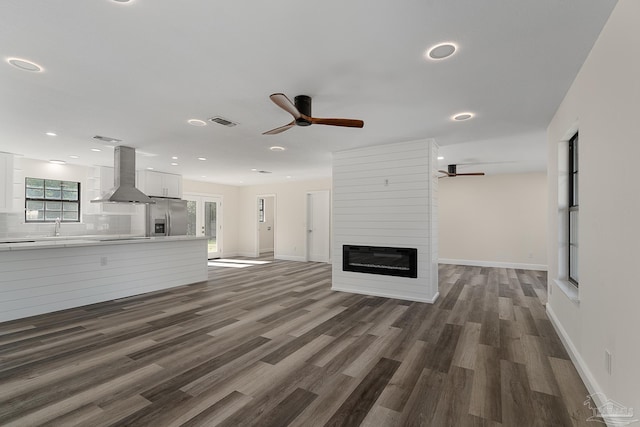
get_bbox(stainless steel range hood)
[91,145,155,204]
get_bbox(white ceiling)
[0,0,616,185]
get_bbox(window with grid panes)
[25,178,80,222]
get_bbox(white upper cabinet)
[0,152,14,211]
[138,170,182,198]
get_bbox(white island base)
[0,236,208,322]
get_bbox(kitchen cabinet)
[0,152,14,211]
[138,170,182,198]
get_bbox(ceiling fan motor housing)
[447,164,457,175]
[294,95,312,126]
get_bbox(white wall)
[439,172,547,270]
[332,139,439,303]
[547,0,640,415]
[238,179,331,260]
[182,179,240,257]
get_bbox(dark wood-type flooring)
[0,258,594,426]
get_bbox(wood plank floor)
[0,258,594,426]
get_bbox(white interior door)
[185,194,222,259]
[307,191,330,262]
[258,196,275,255]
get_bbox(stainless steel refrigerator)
[146,198,188,236]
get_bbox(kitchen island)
[0,236,208,322]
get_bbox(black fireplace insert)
[343,245,418,278]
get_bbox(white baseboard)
[546,304,612,425]
[236,251,257,257]
[439,258,547,271]
[331,285,439,304]
[275,255,306,262]
[220,251,238,258]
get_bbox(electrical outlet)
[605,349,612,375]
[100,256,108,266]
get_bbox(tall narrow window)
[568,133,579,285]
[25,178,80,222]
[258,198,265,223]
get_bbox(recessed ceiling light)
[171,162,178,166]
[7,57,43,72]
[45,132,57,136]
[437,156,444,160]
[452,112,474,121]
[188,119,207,127]
[251,168,257,171]
[69,155,79,159]
[270,146,286,151]
[286,176,292,179]
[112,0,132,3]
[197,157,207,161]
[147,167,154,170]
[91,148,101,152]
[49,160,66,165]
[172,156,178,160]
[201,175,207,178]
[426,43,457,60]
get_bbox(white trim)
[439,258,547,271]
[331,285,439,304]
[546,304,612,426]
[275,254,306,262]
[553,278,580,304]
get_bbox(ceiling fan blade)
[455,172,485,176]
[438,170,454,176]
[262,121,296,135]
[310,117,364,128]
[269,93,301,119]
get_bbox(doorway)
[256,195,275,257]
[184,194,222,259]
[306,190,331,263]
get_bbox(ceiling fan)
[263,93,364,135]
[438,164,485,178]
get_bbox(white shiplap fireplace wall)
[332,139,439,303]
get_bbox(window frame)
[25,177,81,223]
[568,133,579,286]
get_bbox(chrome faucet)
[54,217,61,236]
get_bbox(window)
[568,133,579,285]
[25,178,80,222]
[258,198,265,223]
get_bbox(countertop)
[0,235,208,252]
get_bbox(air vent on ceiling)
[208,116,237,127]
[93,135,122,144]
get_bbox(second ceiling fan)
[438,164,485,178]
[263,93,364,135]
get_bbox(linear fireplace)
[343,245,418,278]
